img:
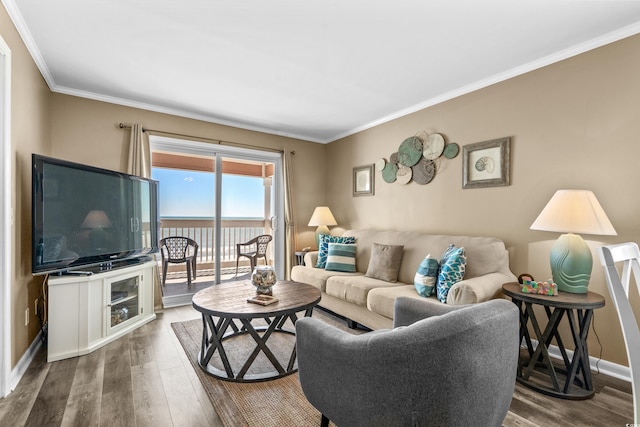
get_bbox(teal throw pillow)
[316,234,357,268]
[325,243,357,272]
[436,244,467,303]
[414,254,439,297]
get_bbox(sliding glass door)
[149,136,283,306]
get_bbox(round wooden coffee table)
[192,280,321,382]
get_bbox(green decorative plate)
[382,163,399,183]
[398,136,423,167]
[443,142,460,159]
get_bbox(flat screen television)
[32,154,159,275]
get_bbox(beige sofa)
[291,229,516,330]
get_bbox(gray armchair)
[296,297,519,427]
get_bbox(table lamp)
[308,206,337,249]
[530,189,616,293]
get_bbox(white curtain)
[127,124,163,310]
[283,150,297,280]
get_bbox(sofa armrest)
[303,251,319,267]
[393,296,463,327]
[446,272,516,305]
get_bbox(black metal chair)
[235,234,272,276]
[159,236,199,286]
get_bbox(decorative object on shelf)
[443,142,460,159]
[251,265,277,295]
[462,137,510,188]
[353,164,375,196]
[423,133,445,160]
[308,206,338,248]
[530,189,617,294]
[521,279,558,296]
[517,273,534,284]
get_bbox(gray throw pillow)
[365,243,404,282]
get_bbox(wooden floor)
[0,304,634,427]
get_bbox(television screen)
[32,154,159,275]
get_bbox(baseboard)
[526,339,631,383]
[10,330,42,392]
[162,293,193,308]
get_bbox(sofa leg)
[347,319,357,329]
[321,414,329,427]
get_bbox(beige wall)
[1,5,52,367]
[326,34,640,366]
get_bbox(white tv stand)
[47,260,156,362]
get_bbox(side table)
[502,282,605,400]
[295,251,307,266]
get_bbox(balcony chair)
[235,234,272,276]
[296,297,519,427]
[598,243,640,424]
[159,236,198,286]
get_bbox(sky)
[151,168,265,218]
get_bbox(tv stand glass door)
[106,271,141,333]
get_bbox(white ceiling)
[5,1,640,143]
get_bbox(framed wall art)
[353,164,374,196]
[462,137,511,189]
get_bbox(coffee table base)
[198,307,313,382]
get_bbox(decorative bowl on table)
[251,265,277,295]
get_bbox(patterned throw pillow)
[325,243,357,272]
[414,254,439,297]
[436,244,467,303]
[316,234,357,268]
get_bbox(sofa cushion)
[414,254,439,297]
[316,234,357,268]
[291,265,362,293]
[436,245,467,303]
[367,285,437,320]
[325,243,357,272]
[326,275,406,307]
[365,243,404,282]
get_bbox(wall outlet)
[25,308,29,326]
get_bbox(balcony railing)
[158,218,272,274]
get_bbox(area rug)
[171,310,354,426]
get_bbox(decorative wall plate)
[382,163,399,183]
[398,136,423,167]
[396,165,413,184]
[423,133,445,160]
[411,157,436,185]
[443,142,459,159]
[375,158,387,171]
[389,152,399,164]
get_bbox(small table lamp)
[308,206,337,249]
[530,189,616,293]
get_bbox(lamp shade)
[530,190,616,236]
[530,190,615,294]
[308,206,337,227]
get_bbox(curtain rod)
[118,123,288,154]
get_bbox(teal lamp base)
[314,225,330,249]
[549,233,592,294]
